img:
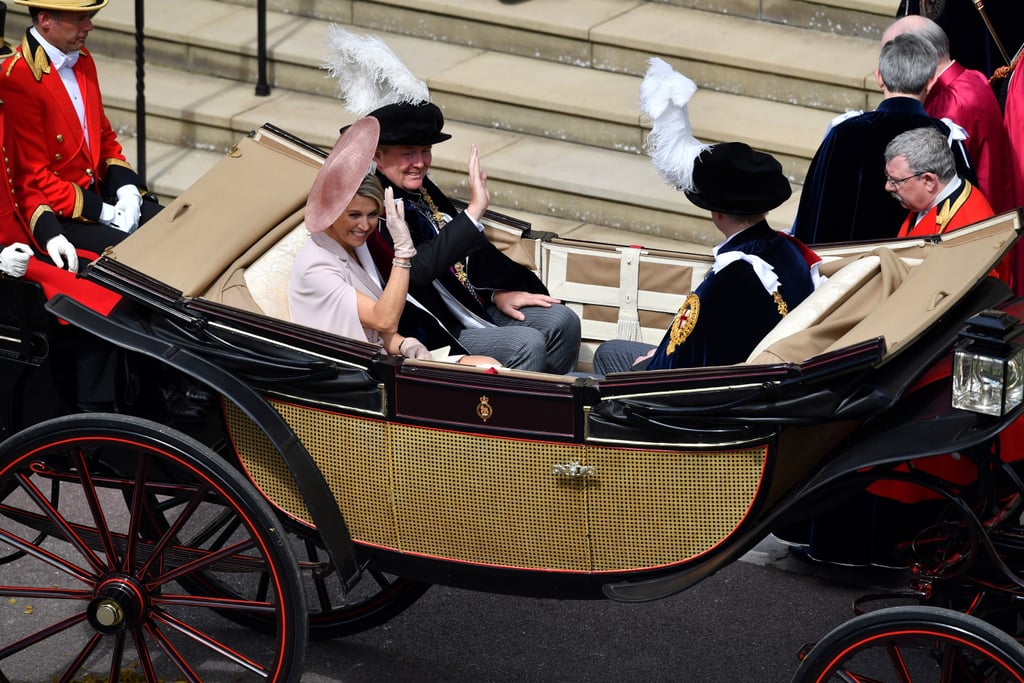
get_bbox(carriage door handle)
[551,461,595,478]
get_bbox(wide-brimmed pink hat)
[305,116,380,234]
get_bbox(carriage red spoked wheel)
[146,508,432,641]
[271,523,430,640]
[793,606,1024,682]
[0,413,308,682]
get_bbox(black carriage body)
[4,125,1024,607]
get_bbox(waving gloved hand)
[398,336,431,360]
[46,234,79,273]
[113,185,143,233]
[385,186,416,259]
[0,243,31,278]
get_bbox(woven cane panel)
[390,425,592,571]
[223,400,397,548]
[586,445,767,571]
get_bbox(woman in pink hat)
[288,117,496,365]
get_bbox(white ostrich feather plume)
[640,57,710,192]
[323,25,430,116]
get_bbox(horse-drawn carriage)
[2,124,1024,681]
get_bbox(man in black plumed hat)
[362,101,581,374]
[592,142,821,374]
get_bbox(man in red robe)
[884,127,995,240]
[1006,59,1024,210]
[883,15,1015,216]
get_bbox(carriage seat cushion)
[242,222,311,320]
[745,255,881,362]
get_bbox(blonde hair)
[356,174,384,213]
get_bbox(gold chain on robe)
[419,188,484,304]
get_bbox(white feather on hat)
[323,25,431,116]
[640,57,710,193]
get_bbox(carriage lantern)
[952,309,1024,417]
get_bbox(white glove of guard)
[398,337,431,360]
[0,242,31,278]
[113,185,143,234]
[98,202,118,226]
[385,186,416,259]
[46,234,79,273]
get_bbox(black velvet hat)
[365,101,452,146]
[683,142,791,215]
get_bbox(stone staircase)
[3,0,896,249]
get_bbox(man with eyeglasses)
[0,0,161,275]
[884,127,994,239]
[792,32,974,246]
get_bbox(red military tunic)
[0,31,137,252]
[0,97,119,315]
[896,179,994,238]
[926,62,1015,214]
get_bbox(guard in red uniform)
[0,0,160,273]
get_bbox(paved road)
[298,539,905,683]
[0,529,906,682]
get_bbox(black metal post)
[255,0,270,96]
[134,0,146,183]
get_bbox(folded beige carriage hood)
[107,129,323,298]
[753,211,1021,366]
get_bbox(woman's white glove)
[385,186,416,259]
[46,235,79,273]
[398,337,431,360]
[0,243,31,277]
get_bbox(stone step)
[3,1,838,244]
[95,57,800,246]
[654,0,896,38]
[120,138,711,256]
[4,0,863,185]
[7,0,881,118]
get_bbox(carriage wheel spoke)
[0,612,87,659]
[129,627,160,683]
[123,454,150,573]
[154,609,271,677]
[885,643,913,683]
[143,621,203,683]
[0,526,93,585]
[145,538,256,589]
[15,473,106,575]
[155,592,276,614]
[54,632,102,683]
[137,483,210,580]
[73,448,120,568]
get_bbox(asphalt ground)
[0,532,906,682]
[296,538,907,683]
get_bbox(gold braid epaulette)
[3,51,20,78]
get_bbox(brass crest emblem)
[476,396,493,422]
[666,293,700,355]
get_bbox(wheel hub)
[87,577,146,634]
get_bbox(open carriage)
[2,124,1024,681]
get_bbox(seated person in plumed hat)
[322,27,580,374]
[593,142,821,373]
[288,117,498,366]
[363,101,581,374]
[592,59,823,374]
